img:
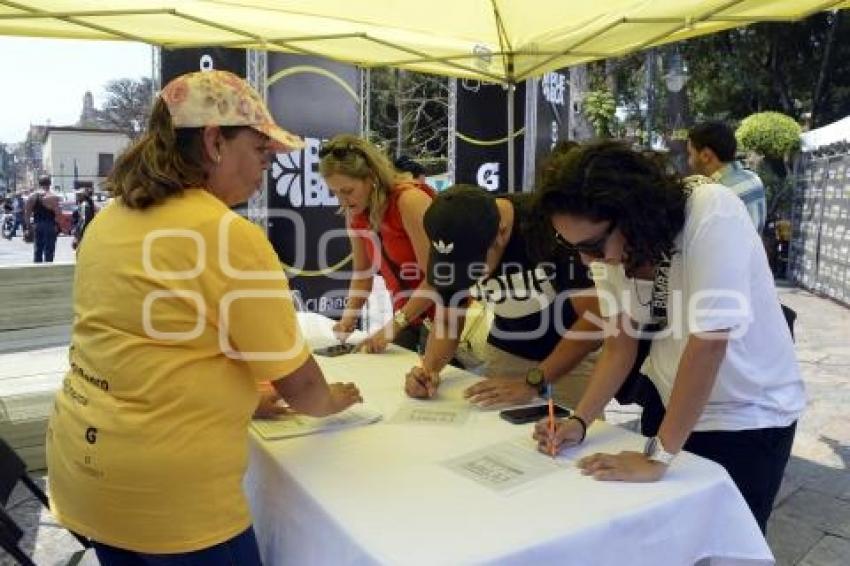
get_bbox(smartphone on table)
[499,404,570,424]
[313,343,356,357]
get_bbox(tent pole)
[507,82,515,193]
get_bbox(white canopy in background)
[801,115,850,151]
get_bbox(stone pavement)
[0,233,76,266]
[1,285,848,565]
[765,287,850,566]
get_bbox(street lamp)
[664,49,689,94]
[646,46,690,150]
[663,46,691,174]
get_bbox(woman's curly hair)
[536,140,688,274]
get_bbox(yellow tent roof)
[1,0,848,82]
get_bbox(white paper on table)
[388,401,471,426]
[443,439,564,493]
[251,405,382,440]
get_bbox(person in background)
[688,121,767,233]
[320,135,436,354]
[71,189,96,250]
[1,195,12,239]
[24,175,61,262]
[534,141,804,532]
[12,190,26,237]
[405,184,602,410]
[394,154,428,184]
[46,70,361,565]
[774,216,792,277]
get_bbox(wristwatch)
[393,310,409,330]
[524,367,547,396]
[644,436,677,466]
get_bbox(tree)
[96,77,154,139]
[736,112,802,216]
[583,89,617,137]
[589,12,849,148]
[736,112,802,160]
[569,65,595,140]
[682,12,850,128]
[367,68,448,172]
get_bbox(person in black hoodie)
[405,184,602,409]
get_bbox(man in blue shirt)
[688,121,766,234]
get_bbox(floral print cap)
[161,70,304,152]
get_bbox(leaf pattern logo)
[272,149,303,207]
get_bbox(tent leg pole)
[507,83,515,193]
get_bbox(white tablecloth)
[244,313,774,566]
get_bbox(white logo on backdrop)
[551,120,559,150]
[541,72,566,106]
[271,138,339,208]
[199,54,215,72]
[472,44,493,71]
[477,162,500,192]
[461,79,481,93]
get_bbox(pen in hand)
[547,383,556,458]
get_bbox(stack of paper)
[251,405,382,440]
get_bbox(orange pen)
[547,383,556,457]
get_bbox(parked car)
[57,200,76,235]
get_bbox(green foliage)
[583,89,617,137]
[755,160,794,218]
[736,112,801,158]
[367,68,448,171]
[682,12,850,128]
[593,53,668,143]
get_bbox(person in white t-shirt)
[532,141,805,532]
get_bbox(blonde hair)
[318,134,402,231]
[106,98,244,210]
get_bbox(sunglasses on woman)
[318,143,364,160]
[555,222,616,259]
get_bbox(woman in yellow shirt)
[46,70,361,565]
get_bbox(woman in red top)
[319,135,436,353]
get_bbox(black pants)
[684,422,796,533]
[34,222,58,263]
[614,338,665,437]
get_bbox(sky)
[0,37,152,144]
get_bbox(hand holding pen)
[547,384,556,457]
[533,405,586,456]
[404,366,440,399]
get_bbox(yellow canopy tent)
[2,1,847,191]
[1,0,848,83]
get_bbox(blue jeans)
[33,222,58,263]
[92,526,262,566]
[13,213,23,236]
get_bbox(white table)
[244,314,773,566]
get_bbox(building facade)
[42,127,131,197]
